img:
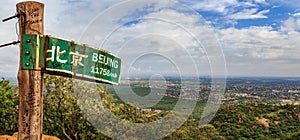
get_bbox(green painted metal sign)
[22,34,121,85]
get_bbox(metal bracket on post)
[0,41,20,48]
[22,34,38,70]
[2,13,25,22]
[0,13,25,48]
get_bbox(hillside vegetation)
[0,76,299,139]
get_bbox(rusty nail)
[26,62,30,66]
[26,39,31,43]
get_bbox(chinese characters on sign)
[22,34,121,85]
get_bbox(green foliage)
[211,102,300,139]
[43,74,107,139]
[43,75,171,139]
[164,124,224,140]
[1,76,299,139]
[42,75,207,139]
[0,78,18,135]
[75,81,182,139]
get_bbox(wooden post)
[17,2,44,140]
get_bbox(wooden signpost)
[12,1,121,140]
[17,1,44,140]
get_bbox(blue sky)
[0,0,300,77]
[181,0,298,29]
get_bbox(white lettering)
[56,46,67,63]
[46,46,67,64]
[99,54,104,64]
[91,53,119,69]
[46,46,55,62]
[90,66,116,77]
[70,51,88,66]
[92,53,98,63]
[113,60,118,69]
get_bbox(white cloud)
[254,0,268,5]
[90,8,215,76]
[281,17,300,32]
[271,0,300,8]
[218,25,300,76]
[179,0,270,17]
[292,12,300,17]
[228,8,269,19]
[179,0,238,13]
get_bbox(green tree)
[43,75,107,139]
[42,75,227,139]
[0,78,18,135]
[164,124,224,140]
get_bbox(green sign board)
[22,34,121,85]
